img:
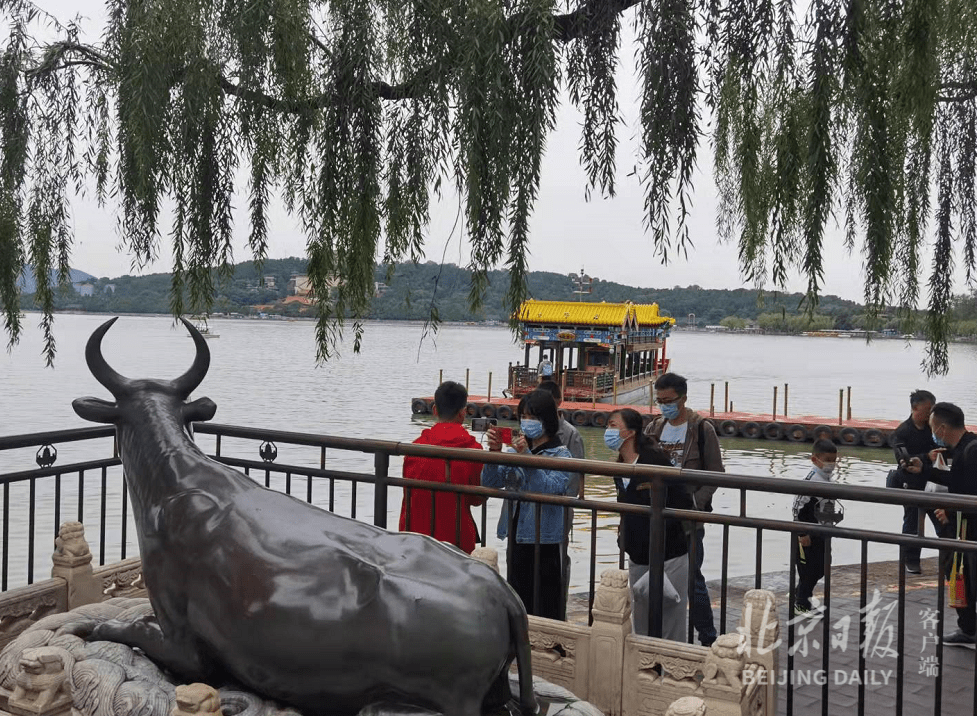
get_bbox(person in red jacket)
[399,381,486,553]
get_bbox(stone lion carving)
[54,522,91,560]
[740,589,779,652]
[665,696,707,716]
[702,633,745,691]
[11,646,72,712]
[593,570,629,614]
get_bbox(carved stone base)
[50,523,100,610]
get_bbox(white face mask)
[816,461,836,478]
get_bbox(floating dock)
[410,396,917,449]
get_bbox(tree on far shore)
[0,0,974,372]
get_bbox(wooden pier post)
[710,383,715,417]
[847,386,852,420]
[487,372,492,401]
[838,389,844,425]
[772,386,778,420]
[560,370,567,396]
[784,383,789,417]
[724,381,729,412]
[465,368,470,392]
[613,378,618,405]
[439,369,443,387]
[592,375,597,409]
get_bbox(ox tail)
[508,598,538,716]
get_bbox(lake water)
[2,313,975,590]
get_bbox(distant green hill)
[17,266,96,294]
[20,258,873,328]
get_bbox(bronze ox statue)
[72,318,537,716]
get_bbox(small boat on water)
[506,299,675,405]
[188,315,219,339]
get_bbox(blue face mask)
[659,402,682,420]
[933,432,947,448]
[520,418,544,440]
[604,428,627,452]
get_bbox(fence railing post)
[588,569,631,716]
[374,452,390,529]
[648,477,666,639]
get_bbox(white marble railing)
[471,548,780,716]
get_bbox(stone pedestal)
[172,684,221,716]
[666,696,707,716]
[588,569,631,716]
[49,523,100,610]
[737,589,779,716]
[471,547,499,573]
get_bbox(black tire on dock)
[762,422,784,440]
[812,425,834,442]
[426,400,436,413]
[480,404,496,418]
[887,430,901,448]
[411,399,429,414]
[496,405,513,421]
[592,411,609,428]
[862,428,885,448]
[740,421,761,439]
[719,420,738,437]
[839,427,862,446]
[466,403,478,417]
[786,424,808,442]
[572,410,591,427]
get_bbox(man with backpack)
[644,372,724,647]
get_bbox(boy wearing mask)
[792,439,843,615]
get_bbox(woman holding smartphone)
[482,390,573,619]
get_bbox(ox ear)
[72,397,120,424]
[183,397,217,423]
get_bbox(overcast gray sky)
[36,0,944,303]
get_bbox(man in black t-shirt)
[890,389,941,573]
[928,402,977,645]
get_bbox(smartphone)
[894,445,910,466]
[497,427,513,444]
[471,417,498,432]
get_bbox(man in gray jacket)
[644,372,724,646]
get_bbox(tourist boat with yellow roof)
[506,299,676,405]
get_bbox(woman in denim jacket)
[482,390,572,619]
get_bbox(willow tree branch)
[30,0,645,110]
[937,80,977,103]
[552,0,641,41]
[24,40,114,80]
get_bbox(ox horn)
[172,317,210,397]
[85,317,131,397]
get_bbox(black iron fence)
[2,422,977,713]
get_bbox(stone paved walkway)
[714,556,977,715]
[569,556,977,715]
